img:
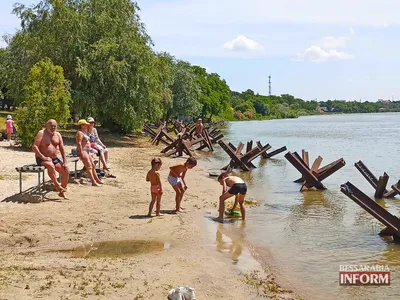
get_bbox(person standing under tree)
[195,118,204,137]
[5,115,14,142]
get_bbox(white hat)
[6,115,12,120]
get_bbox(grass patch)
[226,199,260,211]
[241,270,300,299]
[244,199,260,208]
[0,174,29,181]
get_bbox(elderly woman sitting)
[87,117,110,171]
[76,119,103,186]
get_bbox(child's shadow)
[129,215,152,219]
[129,210,177,219]
[160,210,177,215]
[204,216,236,224]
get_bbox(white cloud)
[349,27,356,36]
[383,22,390,28]
[315,36,348,49]
[205,67,211,73]
[222,35,264,51]
[296,45,355,62]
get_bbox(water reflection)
[374,242,400,267]
[216,222,246,264]
[289,190,345,223]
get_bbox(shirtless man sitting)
[216,172,247,222]
[32,119,69,199]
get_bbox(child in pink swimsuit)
[146,157,163,217]
[5,115,14,142]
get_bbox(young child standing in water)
[146,157,163,217]
[168,157,197,212]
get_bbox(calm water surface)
[203,113,400,300]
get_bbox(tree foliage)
[191,66,230,118]
[6,0,166,132]
[169,60,201,118]
[15,58,71,147]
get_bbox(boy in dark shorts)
[216,172,247,222]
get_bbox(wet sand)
[0,134,302,299]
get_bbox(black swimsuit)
[228,183,247,195]
[36,157,62,166]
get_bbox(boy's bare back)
[224,176,244,187]
[146,170,161,186]
[169,163,187,177]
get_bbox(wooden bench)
[15,165,46,194]
[66,155,80,179]
[16,156,81,194]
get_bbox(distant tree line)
[318,99,400,113]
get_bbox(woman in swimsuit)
[87,117,110,171]
[76,119,103,186]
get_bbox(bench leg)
[38,172,41,192]
[19,171,22,194]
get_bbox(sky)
[1,0,400,101]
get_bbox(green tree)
[254,101,270,115]
[169,60,201,118]
[192,66,230,119]
[0,49,7,100]
[15,58,71,147]
[235,101,254,113]
[7,0,167,132]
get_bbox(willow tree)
[168,60,202,119]
[6,0,170,132]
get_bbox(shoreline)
[0,135,303,299]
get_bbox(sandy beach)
[0,133,302,300]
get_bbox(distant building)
[318,106,337,113]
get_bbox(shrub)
[234,110,246,120]
[15,58,71,147]
[243,110,255,119]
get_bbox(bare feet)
[180,206,185,210]
[92,182,101,187]
[214,217,224,223]
[175,208,185,213]
[59,191,68,199]
[56,185,67,192]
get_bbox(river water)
[203,113,400,300]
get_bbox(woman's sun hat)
[78,119,89,126]
[6,115,12,120]
[87,117,95,123]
